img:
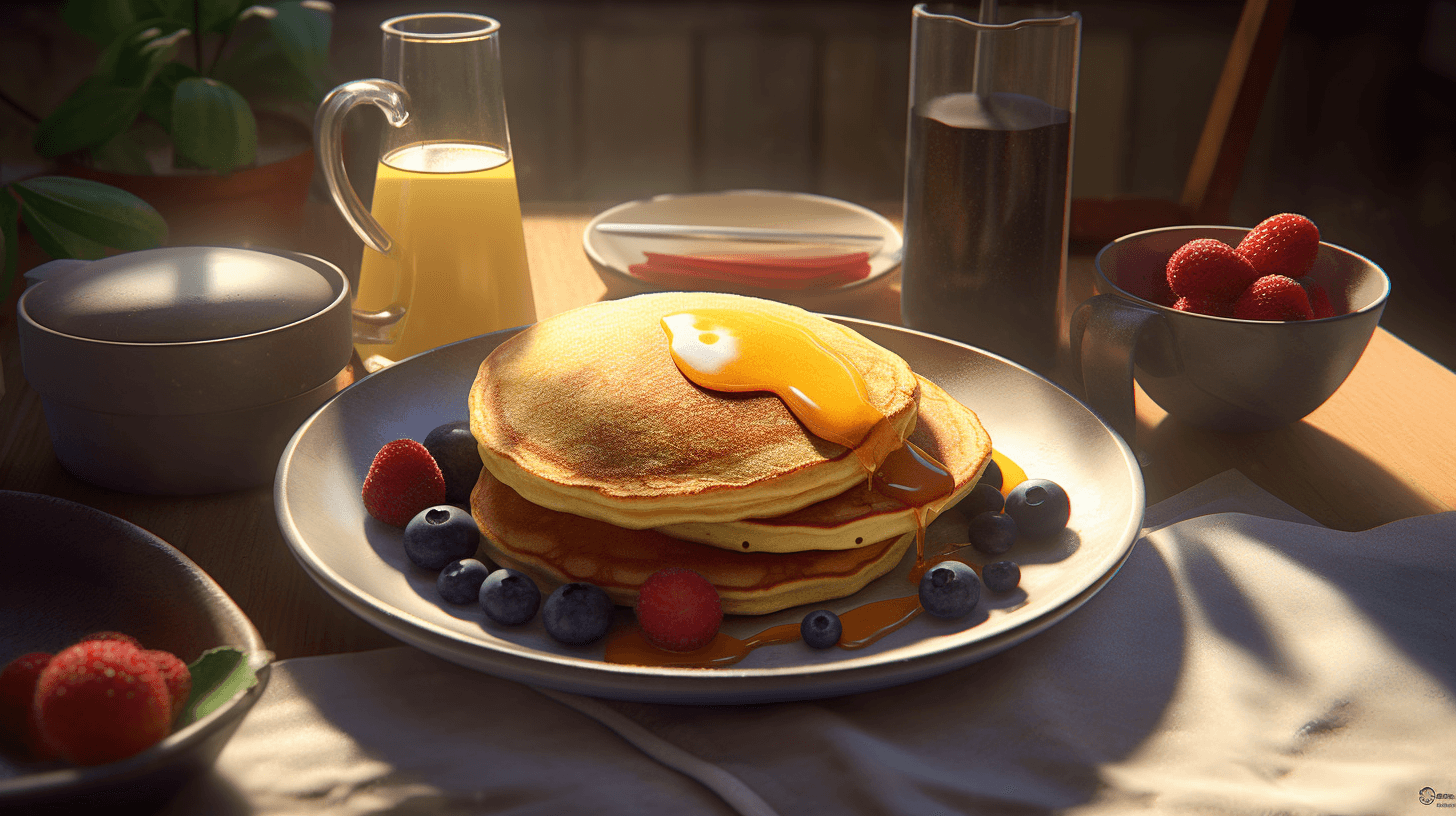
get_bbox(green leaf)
[267,2,331,80]
[171,77,257,172]
[32,78,147,158]
[62,0,144,46]
[96,19,189,89]
[0,189,19,305]
[177,647,261,727]
[12,177,167,251]
[90,130,155,174]
[142,61,199,129]
[21,205,112,262]
[200,0,249,34]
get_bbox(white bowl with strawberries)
[1072,215,1391,437]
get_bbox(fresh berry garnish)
[423,421,483,506]
[968,511,1018,555]
[1232,274,1315,321]
[0,652,54,759]
[144,650,191,723]
[543,582,615,646]
[478,568,541,626]
[918,561,981,619]
[438,558,492,605]
[982,560,1022,593]
[403,505,480,570]
[1236,213,1320,279]
[363,439,447,527]
[800,610,842,650]
[977,459,1003,491]
[1004,479,1071,539]
[1304,281,1337,319]
[1165,238,1260,302]
[963,483,1005,519]
[1172,294,1234,318]
[79,631,142,648]
[34,640,172,766]
[635,568,723,652]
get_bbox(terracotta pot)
[60,147,316,252]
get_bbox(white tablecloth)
[164,471,1456,815]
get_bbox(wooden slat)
[818,32,909,204]
[699,31,817,193]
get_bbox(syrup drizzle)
[603,309,1006,669]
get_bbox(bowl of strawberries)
[0,491,270,812]
[1071,214,1390,439]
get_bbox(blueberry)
[982,560,1021,593]
[800,610,842,649]
[423,421,483,505]
[542,582,614,645]
[1004,479,1071,539]
[977,458,1003,491]
[918,561,981,619]
[438,558,491,605]
[479,568,541,625]
[403,505,480,570]
[968,511,1018,555]
[963,482,1005,519]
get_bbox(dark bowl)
[0,491,271,813]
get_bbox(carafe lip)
[381,12,501,43]
[912,3,1079,29]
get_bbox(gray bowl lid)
[23,246,338,343]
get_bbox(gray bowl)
[0,491,271,813]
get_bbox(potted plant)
[7,0,334,249]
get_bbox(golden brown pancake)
[469,292,919,529]
[657,375,991,553]
[469,467,915,616]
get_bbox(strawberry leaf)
[177,646,261,727]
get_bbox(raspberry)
[1172,294,1234,317]
[0,652,55,759]
[144,650,191,723]
[362,439,447,527]
[1304,281,1337,319]
[1233,275,1315,321]
[35,640,173,766]
[635,568,723,652]
[1166,238,1260,302]
[1236,213,1320,279]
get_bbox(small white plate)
[582,190,904,295]
[275,318,1144,705]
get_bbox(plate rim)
[275,317,1145,703]
[580,189,905,295]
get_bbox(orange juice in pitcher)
[315,13,536,369]
[353,141,535,366]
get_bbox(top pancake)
[469,292,919,529]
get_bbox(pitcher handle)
[314,79,411,255]
[1070,294,1168,462]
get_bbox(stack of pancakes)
[467,292,992,615]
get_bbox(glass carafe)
[316,12,535,371]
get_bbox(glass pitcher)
[316,12,536,371]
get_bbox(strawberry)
[1172,294,1234,318]
[1236,213,1320,279]
[1233,275,1315,321]
[80,631,142,648]
[1304,281,1337,319]
[362,439,447,527]
[1166,238,1260,302]
[635,568,723,652]
[145,650,191,723]
[0,652,55,759]
[35,640,172,766]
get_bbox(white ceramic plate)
[582,190,904,295]
[275,318,1143,704]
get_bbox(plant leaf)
[62,0,144,46]
[11,177,167,251]
[142,61,199,129]
[0,189,19,305]
[21,206,112,262]
[90,130,156,174]
[266,1,332,99]
[177,647,261,727]
[96,18,189,89]
[200,0,250,33]
[32,78,147,158]
[171,77,257,172]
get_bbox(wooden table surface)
[2,204,1453,660]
